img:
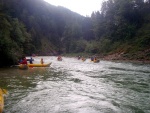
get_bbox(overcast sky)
[44,0,104,16]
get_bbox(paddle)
[10,65,19,67]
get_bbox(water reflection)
[0,56,149,113]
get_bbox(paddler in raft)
[57,55,62,61]
[20,57,27,65]
[18,56,28,69]
[26,57,34,64]
[29,57,33,64]
[78,56,81,60]
[40,58,44,64]
[91,56,94,61]
[81,56,86,61]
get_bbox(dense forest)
[0,0,150,67]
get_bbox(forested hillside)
[0,0,150,66]
[91,0,150,61]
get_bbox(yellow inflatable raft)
[19,64,28,70]
[93,59,100,63]
[28,62,51,67]
[0,89,8,113]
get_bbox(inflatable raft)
[93,59,100,63]
[28,62,51,67]
[19,64,28,70]
[0,89,8,113]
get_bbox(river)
[0,56,150,113]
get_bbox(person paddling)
[20,57,27,65]
[41,58,44,64]
[29,57,33,64]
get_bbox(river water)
[0,56,150,113]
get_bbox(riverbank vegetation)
[0,0,150,66]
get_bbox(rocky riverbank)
[102,49,150,64]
